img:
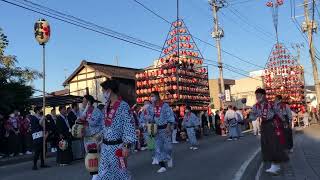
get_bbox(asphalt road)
[0,133,260,180]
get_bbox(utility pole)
[209,0,226,109]
[302,0,320,108]
[291,43,303,64]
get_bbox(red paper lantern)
[173,85,177,90]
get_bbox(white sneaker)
[172,141,179,144]
[51,148,55,153]
[192,147,198,150]
[167,159,173,168]
[152,158,159,165]
[157,167,167,173]
[141,147,147,151]
[18,153,23,156]
[25,151,32,155]
[189,146,194,150]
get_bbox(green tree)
[0,28,41,115]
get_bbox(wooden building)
[63,60,141,106]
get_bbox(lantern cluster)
[136,19,210,115]
[264,43,305,110]
[136,68,208,80]
[266,0,284,7]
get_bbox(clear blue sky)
[1,0,319,94]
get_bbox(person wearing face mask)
[150,91,175,173]
[78,95,103,152]
[76,95,103,180]
[250,88,288,175]
[274,95,293,153]
[182,106,200,150]
[94,79,136,180]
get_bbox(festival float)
[135,19,210,116]
[264,0,305,110]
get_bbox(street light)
[34,19,50,161]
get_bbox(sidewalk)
[259,124,320,180]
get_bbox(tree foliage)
[0,28,41,115]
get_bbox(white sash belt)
[32,131,43,140]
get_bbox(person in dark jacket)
[214,110,221,135]
[46,109,58,153]
[56,106,73,166]
[67,103,79,129]
[30,106,50,170]
[208,113,214,132]
[201,111,209,136]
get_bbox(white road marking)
[232,147,261,180]
[255,162,263,180]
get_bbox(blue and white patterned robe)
[150,102,175,162]
[225,110,239,138]
[250,102,275,122]
[83,107,104,153]
[182,112,200,146]
[273,102,292,123]
[97,101,136,180]
[86,107,104,137]
[139,106,153,147]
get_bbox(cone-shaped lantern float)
[136,19,210,116]
[264,43,305,110]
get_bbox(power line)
[132,0,171,24]
[132,0,265,69]
[228,6,275,39]
[220,10,274,44]
[18,0,162,50]
[193,36,264,69]
[0,0,162,52]
[204,62,263,81]
[22,0,163,50]
[229,0,257,6]
[290,0,320,59]
[204,58,253,74]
